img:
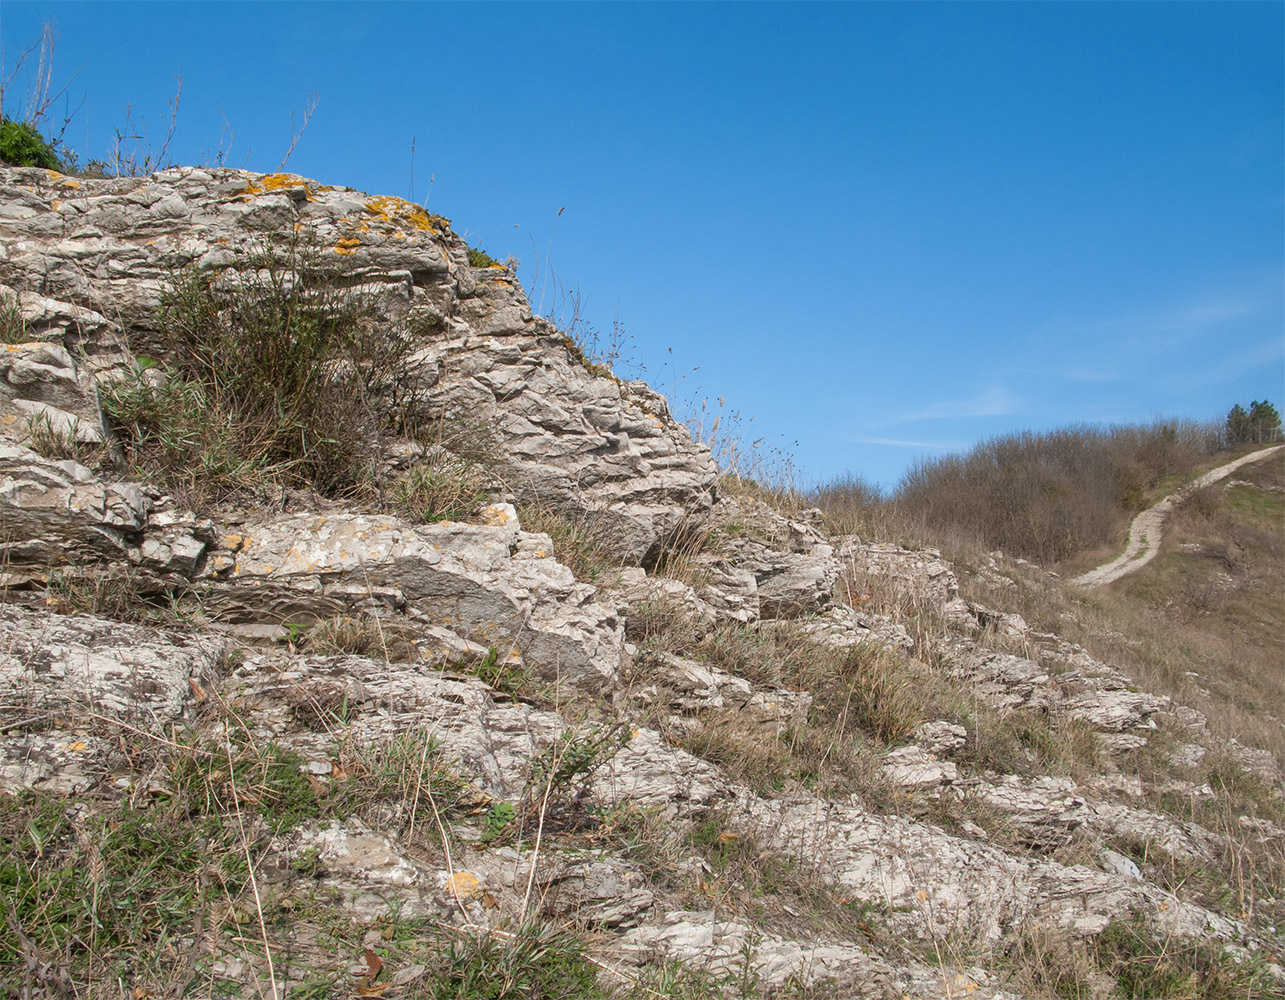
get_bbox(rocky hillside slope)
[2,166,1282,999]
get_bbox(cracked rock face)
[0,444,149,572]
[0,165,718,564]
[198,504,625,693]
[697,495,838,619]
[733,790,1242,948]
[0,329,107,449]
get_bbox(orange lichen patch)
[486,264,507,270]
[478,506,512,526]
[364,195,449,234]
[237,172,314,200]
[60,177,81,189]
[333,237,362,257]
[50,200,61,212]
[44,168,64,183]
[445,871,483,900]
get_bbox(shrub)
[102,242,421,502]
[467,246,500,268]
[0,114,61,168]
[818,421,1221,564]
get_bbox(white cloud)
[844,435,970,449]
[894,385,1019,422]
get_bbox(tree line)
[1225,401,1281,446]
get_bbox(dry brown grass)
[516,504,618,582]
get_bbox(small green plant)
[421,921,611,999]
[480,801,516,844]
[524,723,633,822]
[0,290,28,344]
[0,114,61,168]
[467,646,527,698]
[23,410,101,465]
[167,730,321,834]
[466,246,501,268]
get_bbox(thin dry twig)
[223,728,279,1000]
[276,90,318,172]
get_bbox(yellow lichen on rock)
[237,172,314,201]
[364,195,448,234]
[445,871,483,900]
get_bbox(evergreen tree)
[1226,400,1282,445]
[1226,403,1251,445]
[1248,400,1282,443]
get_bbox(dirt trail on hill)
[1072,444,1284,588]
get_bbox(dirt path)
[1071,444,1284,588]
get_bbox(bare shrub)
[102,241,423,505]
[815,420,1222,565]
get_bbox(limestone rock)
[881,745,958,790]
[0,444,149,571]
[733,790,1243,947]
[590,728,724,817]
[199,504,624,693]
[0,336,106,448]
[913,720,968,756]
[796,602,915,652]
[617,910,899,995]
[698,494,838,619]
[966,775,1088,846]
[933,635,1165,746]
[0,166,718,565]
[0,603,224,724]
[835,539,960,612]
[535,854,656,928]
[628,650,811,727]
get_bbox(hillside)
[2,165,1283,999]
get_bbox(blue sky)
[3,1,1282,488]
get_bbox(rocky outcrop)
[200,504,626,693]
[0,166,718,564]
[695,496,838,619]
[2,164,1280,998]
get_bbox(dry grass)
[518,504,623,583]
